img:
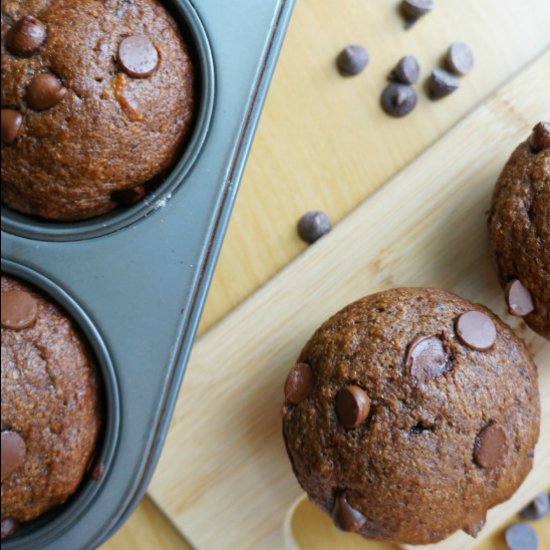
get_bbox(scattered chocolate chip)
[1,431,27,481]
[26,73,67,110]
[381,83,417,117]
[390,55,420,84]
[428,68,461,99]
[455,310,496,351]
[284,363,313,405]
[463,516,486,538]
[505,523,539,550]
[473,423,508,468]
[505,279,535,317]
[332,494,366,532]
[1,109,23,144]
[1,518,18,540]
[400,0,434,28]
[336,45,369,76]
[1,290,38,330]
[446,42,474,76]
[118,35,159,78]
[111,186,146,205]
[297,211,332,243]
[336,386,371,428]
[406,334,450,384]
[520,492,550,521]
[529,121,550,152]
[6,15,47,57]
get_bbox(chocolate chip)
[390,55,420,84]
[381,83,417,117]
[118,35,159,78]
[284,363,313,405]
[455,310,496,351]
[446,42,474,76]
[505,279,535,317]
[520,492,550,521]
[1,290,38,330]
[529,121,550,152]
[297,211,332,243]
[333,493,366,532]
[505,523,539,550]
[26,73,67,110]
[1,518,18,540]
[6,15,47,57]
[336,386,370,428]
[406,334,450,384]
[463,516,486,537]
[428,68,461,99]
[1,431,27,481]
[400,0,434,28]
[336,45,369,76]
[473,423,508,468]
[1,109,23,144]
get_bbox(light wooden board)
[145,53,550,549]
[103,0,550,547]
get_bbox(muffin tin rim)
[1,257,121,549]
[0,0,215,242]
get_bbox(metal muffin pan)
[1,0,295,548]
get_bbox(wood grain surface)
[103,0,550,548]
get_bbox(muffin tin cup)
[1,0,295,547]
[1,0,215,242]
[1,258,121,549]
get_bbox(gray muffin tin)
[1,0,294,548]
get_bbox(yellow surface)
[103,0,550,548]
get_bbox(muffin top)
[488,122,550,339]
[1,0,195,220]
[282,288,540,545]
[1,275,101,531]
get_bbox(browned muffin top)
[488,122,550,339]
[1,0,195,220]
[282,288,540,545]
[1,275,101,531]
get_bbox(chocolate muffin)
[282,288,540,545]
[488,122,550,339]
[1,275,101,535]
[1,0,195,220]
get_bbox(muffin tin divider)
[1,1,295,548]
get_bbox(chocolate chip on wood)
[428,69,461,99]
[381,83,417,117]
[400,0,434,28]
[520,492,550,521]
[336,44,369,76]
[297,211,332,243]
[504,523,539,550]
[446,42,474,76]
[390,55,420,84]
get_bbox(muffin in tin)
[1,0,196,220]
[1,275,102,537]
[282,288,540,545]
[488,121,550,339]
